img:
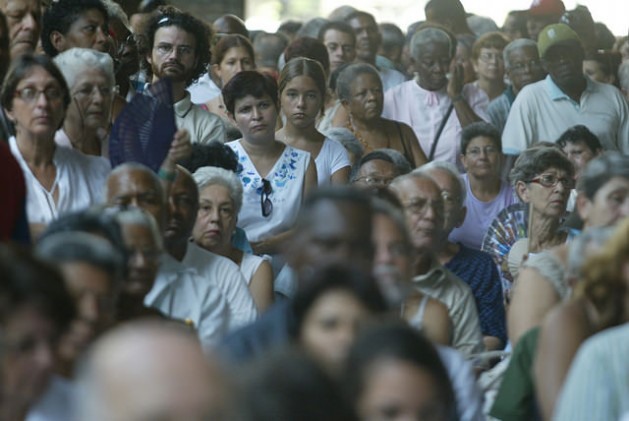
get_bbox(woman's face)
[358,358,448,421]
[414,41,451,91]
[460,135,501,180]
[345,72,383,123]
[193,184,237,251]
[2,304,57,407]
[300,289,370,373]
[231,94,278,144]
[67,68,114,132]
[215,46,255,87]
[579,176,629,228]
[518,167,573,218]
[9,66,65,138]
[474,47,505,82]
[281,75,322,130]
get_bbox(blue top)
[445,244,507,346]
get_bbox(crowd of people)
[1,0,628,419]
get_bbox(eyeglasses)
[479,52,504,63]
[466,146,498,157]
[73,84,117,101]
[402,198,442,216]
[527,174,575,189]
[353,176,394,187]
[14,87,64,103]
[154,42,194,57]
[260,179,273,217]
[508,59,542,73]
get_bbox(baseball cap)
[537,23,581,58]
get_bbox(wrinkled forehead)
[398,176,441,200]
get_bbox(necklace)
[347,114,391,153]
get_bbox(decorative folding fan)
[481,202,529,293]
[109,77,175,171]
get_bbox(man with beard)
[344,11,405,91]
[143,7,225,144]
[502,24,629,156]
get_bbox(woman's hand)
[447,60,465,100]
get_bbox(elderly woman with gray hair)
[333,63,427,168]
[383,25,488,165]
[507,153,629,347]
[53,48,116,157]
[192,166,274,312]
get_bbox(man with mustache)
[502,24,629,156]
[143,7,225,144]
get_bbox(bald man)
[77,321,228,421]
[106,163,229,351]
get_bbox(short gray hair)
[193,166,243,213]
[379,149,412,175]
[417,161,467,206]
[410,27,454,60]
[336,63,381,101]
[36,231,125,282]
[115,208,163,250]
[54,48,115,90]
[509,145,574,189]
[503,38,539,68]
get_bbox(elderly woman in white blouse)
[1,54,110,238]
[192,166,274,312]
[53,48,116,157]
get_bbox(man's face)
[1,0,40,58]
[51,8,108,54]
[542,43,585,88]
[106,168,166,229]
[147,25,197,84]
[413,41,451,92]
[392,177,444,252]
[121,222,161,298]
[562,140,598,178]
[353,159,398,190]
[506,46,545,93]
[348,15,380,62]
[425,168,465,236]
[287,201,374,276]
[165,169,199,247]
[323,28,356,73]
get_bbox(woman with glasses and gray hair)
[1,54,111,239]
[53,48,116,158]
[192,166,274,312]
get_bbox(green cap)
[537,23,581,58]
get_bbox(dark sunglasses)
[261,179,273,217]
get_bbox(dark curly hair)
[140,6,212,87]
[41,0,109,57]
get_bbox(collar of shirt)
[411,258,447,286]
[174,91,194,118]
[545,74,593,102]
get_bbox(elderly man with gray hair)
[389,170,484,358]
[419,161,507,351]
[487,38,546,133]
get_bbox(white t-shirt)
[183,242,257,330]
[228,140,311,243]
[240,252,271,286]
[314,138,351,186]
[9,136,110,225]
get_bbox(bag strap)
[428,103,455,161]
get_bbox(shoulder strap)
[428,103,455,161]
